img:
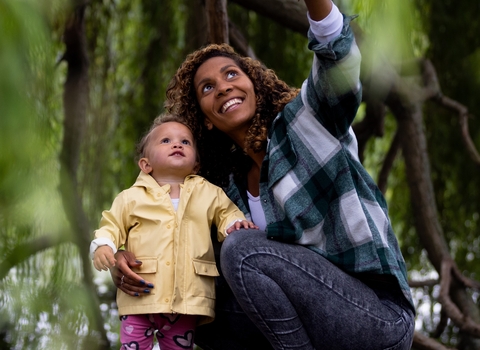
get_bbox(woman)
[111,1,416,349]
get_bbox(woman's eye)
[227,71,238,79]
[202,84,213,93]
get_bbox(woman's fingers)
[112,250,155,296]
[117,274,152,296]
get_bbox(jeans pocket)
[383,309,414,350]
[381,297,404,318]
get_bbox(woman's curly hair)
[165,43,299,188]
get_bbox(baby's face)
[143,122,198,178]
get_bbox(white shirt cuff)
[308,2,343,44]
[89,238,117,259]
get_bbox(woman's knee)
[223,228,259,251]
[220,229,260,273]
[221,229,246,262]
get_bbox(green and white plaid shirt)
[227,15,413,308]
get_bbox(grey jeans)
[217,229,415,350]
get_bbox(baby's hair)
[135,113,198,163]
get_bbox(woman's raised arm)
[304,0,333,21]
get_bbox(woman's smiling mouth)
[221,98,243,113]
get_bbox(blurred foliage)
[416,2,480,343]
[0,0,101,348]
[0,0,479,348]
[359,0,480,346]
[420,0,480,276]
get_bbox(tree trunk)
[60,2,110,348]
[385,59,480,350]
[206,0,229,44]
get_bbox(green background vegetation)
[1,0,479,349]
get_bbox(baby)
[90,113,257,350]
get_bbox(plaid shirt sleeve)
[259,15,414,308]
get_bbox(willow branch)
[432,308,449,339]
[412,331,456,350]
[432,94,480,165]
[416,59,480,165]
[0,235,71,281]
[377,130,401,193]
[409,279,439,288]
[437,259,480,338]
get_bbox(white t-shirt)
[247,191,267,231]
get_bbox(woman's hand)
[110,250,154,297]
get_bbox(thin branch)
[432,308,449,339]
[437,259,480,338]
[409,279,439,288]
[0,235,71,281]
[377,130,401,193]
[352,100,386,162]
[432,94,480,165]
[418,58,441,101]
[417,59,480,165]
[451,264,480,290]
[412,331,456,350]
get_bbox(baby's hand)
[93,246,116,271]
[226,220,259,234]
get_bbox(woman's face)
[193,56,256,140]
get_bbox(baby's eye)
[161,138,170,144]
[182,139,191,145]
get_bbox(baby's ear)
[138,158,152,174]
[192,162,201,175]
